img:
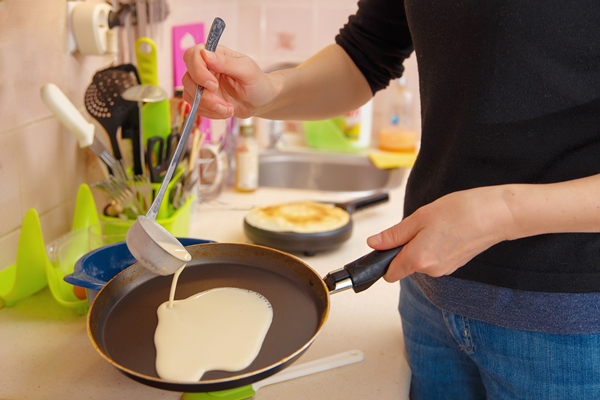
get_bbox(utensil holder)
[99,194,194,239]
[99,166,194,238]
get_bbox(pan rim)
[87,242,331,390]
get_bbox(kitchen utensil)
[130,174,153,213]
[40,83,127,181]
[113,65,144,175]
[125,17,225,276]
[92,175,142,218]
[181,349,364,400]
[122,83,170,177]
[84,64,139,162]
[120,106,143,175]
[181,130,205,194]
[244,192,389,256]
[122,84,168,103]
[196,142,229,202]
[135,37,171,142]
[146,133,181,183]
[87,242,402,392]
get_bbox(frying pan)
[88,242,402,392]
[243,192,390,256]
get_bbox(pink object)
[172,23,205,90]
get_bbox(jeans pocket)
[442,310,475,354]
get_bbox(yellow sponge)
[368,150,417,169]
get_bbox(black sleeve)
[335,0,414,94]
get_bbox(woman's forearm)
[502,174,600,240]
[258,44,373,120]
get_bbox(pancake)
[245,201,350,234]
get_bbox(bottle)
[378,77,418,152]
[341,99,373,149]
[235,117,259,192]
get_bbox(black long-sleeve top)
[337,0,600,293]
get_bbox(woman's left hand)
[367,185,514,282]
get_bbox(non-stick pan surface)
[243,192,389,255]
[88,243,330,392]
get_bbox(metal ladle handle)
[146,17,226,220]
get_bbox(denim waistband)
[410,273,600,334]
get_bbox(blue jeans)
[400,277,600,400]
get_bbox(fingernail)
[213,104,227,115]
[203,80,218,91]
[368,233,382,246]
[203,50,215,61]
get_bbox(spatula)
[181,349,365,400]
[41,83,127,181]
[135,37,172,142]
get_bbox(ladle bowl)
[125,216,190,276]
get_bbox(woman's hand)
[182,45,276,119]
[182,43,373,122]
[367,186,514,282]
[369,174,600,283]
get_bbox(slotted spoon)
[84,64,139,162]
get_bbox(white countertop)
[0,181,411,400]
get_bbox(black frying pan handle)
[334,192,389,214]
[324,246,403,293]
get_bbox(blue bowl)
[64,238,213,302]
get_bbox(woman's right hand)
[182,45,276,120]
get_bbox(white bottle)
[342,99,373,149]
[235,118,259,192]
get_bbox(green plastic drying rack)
[0,184,99,314]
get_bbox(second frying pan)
[243,192,390,256]
[88,242,402,392]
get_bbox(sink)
[258,150,406,193]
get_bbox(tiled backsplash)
[0,0,419,271]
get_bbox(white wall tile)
[0,132,23,236]
[313,4,358,52]
[18,118,85,216]
[263,4,313,64]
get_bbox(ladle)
[126,17,226,276]
[122,84,169,175]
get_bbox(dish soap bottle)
[235,117,259,192]
[378,77,418,152]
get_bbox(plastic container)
[64,238,213,303]
[378,77,419,152]
[304,101,373,153]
